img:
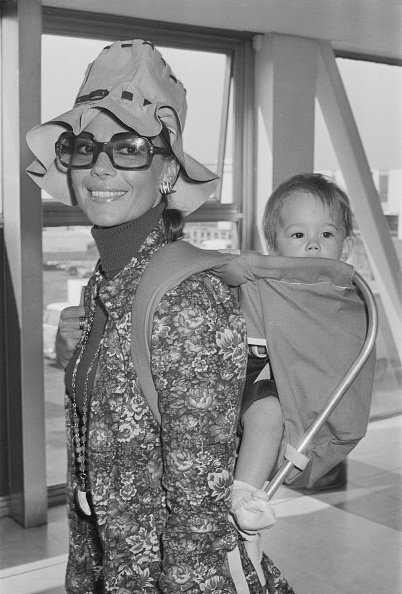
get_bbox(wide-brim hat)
[26,39,219,216]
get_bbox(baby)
[232,173,353,533]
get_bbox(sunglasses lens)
[57,134,94,168]
[112,136,149,168]
[72,136,95,167]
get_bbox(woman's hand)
[55,305,85,369]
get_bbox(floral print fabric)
[153,273,246,592]
[65,221,294,593]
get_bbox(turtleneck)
[92,203,164,279]
[65,203,165,411]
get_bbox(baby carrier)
[131,241,377,492]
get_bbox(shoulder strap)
[131,241,234,423]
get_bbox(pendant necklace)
[69,272,102,521]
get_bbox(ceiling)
[46,0,402,62]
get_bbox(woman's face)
[70,111,171,227]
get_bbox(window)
[184,221,237,250]
[385,215,399,236]
[378,171,389,204]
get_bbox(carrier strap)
[227,547,251,593]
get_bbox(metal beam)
[254,33,318,251]
[2,0,47,526]
[317,41,402,363]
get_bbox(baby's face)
[274,192,351,260]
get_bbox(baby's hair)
[263,173,353,252]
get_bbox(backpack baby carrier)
[131,241,377,491]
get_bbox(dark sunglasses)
[55,131,172,170]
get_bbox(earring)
[159,180,176,196]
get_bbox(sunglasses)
[55,131,172,170]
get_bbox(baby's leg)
[235,395,283,488]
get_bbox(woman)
[27,40,294,593]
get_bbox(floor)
[0,414,401,594]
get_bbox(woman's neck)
[91,203,164,279]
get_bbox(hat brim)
[26,102,219,216]
[167,153,220,216]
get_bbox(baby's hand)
[231,479,276,532]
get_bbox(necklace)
[69,272,102,521]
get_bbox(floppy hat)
[26,39,219,216]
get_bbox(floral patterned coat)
[65,221,294,594]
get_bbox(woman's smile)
[89,190,127,202]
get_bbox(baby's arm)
[232,369,283,533]
[236,395,283,488]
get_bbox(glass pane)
[314,59,402,418]
[184,221,238,249]
[221,83,234,205]
[42,36,109,121]
[337,59,402,172]
[43,226,99,486]
[159,47,231,181]
[41,35,233,204]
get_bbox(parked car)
[58,261,94,277]
[43,260,64,271]
[43,302,69,360]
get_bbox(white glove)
[231,479,276,532]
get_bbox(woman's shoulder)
[158,270,246,335]
[171,269,235,307]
